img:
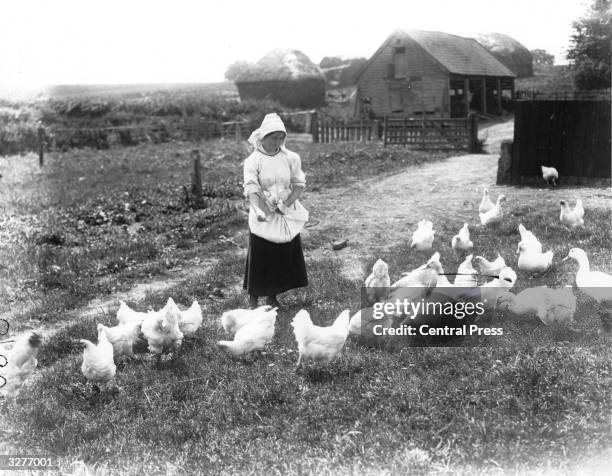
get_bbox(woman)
[243,113,309,309]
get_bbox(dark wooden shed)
[354,29,516,118]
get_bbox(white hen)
[479,195,506,226]
[410,220,435,251]
[140,297,184,357]
[541,166,559,186]
[474,254,506,277]
[451,223,473,254]
[454,254,478,288]
[116,301,149,326]
[497,286,578,329]
[220,305,274,335]
[217,308,277,356]
[98,321,141,358]
[478,188,495,214]
[178,300,203,337]
[0,332,42,397]
[560,199,584,228]
[80,324,116,385]
[517,242,554,273]
[518,224,543,253]
[292,309,350,370]
[365,258,391,303]
[480,267,518,310]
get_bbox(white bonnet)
[248,113,287,149]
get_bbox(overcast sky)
[0,0,590,87]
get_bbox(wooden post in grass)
[311,111,319,143]
[37,122,45,167]
[190,149,204,206]
[468,113,478,153]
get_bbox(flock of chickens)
[1,166,611,398]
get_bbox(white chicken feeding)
[451,223,473,254]
[518,224,543,253]
[454,254,479,288]
[98,321,141,359]
[517,242,554,273]
[80,324,116,388]
[292,309,350,370]
[217,307,277,357]
[220,305,275,335]
[497,286,578,330]
[178,300,203,337]
[479,266,518,310]
[140,297,184,363]
[116,301,150,326]
[0,332,42,397]
[474,253,506,277]
[541,166,559,186]
[425,252,452,288]
[478,188,495,215]
[410,219,435,251]
[365,258,391,303]
[479,195,506,226]
[560,199,584,228]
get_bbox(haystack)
[235,49,326,108]
[475,33,533,77]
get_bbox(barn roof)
[355,29,516,81]
[236,49,325,82]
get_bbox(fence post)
[37,122,45,167]
[310,112,319,143]
[191,149,204,207]
[383,116,388,146]
[468,113,478,153]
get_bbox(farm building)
[475,32,533,78]
[354,29,516,118]
[235,49,326,109]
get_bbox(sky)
[0,0,590,88]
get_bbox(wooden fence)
[312,113,478,151]
[514,89,611,101]
[383,115,477,151]
[511,100,611,183]
[312,115,378,143]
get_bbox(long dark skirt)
[243,232,308,297]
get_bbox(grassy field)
[0,128,610,475]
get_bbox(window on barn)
[393,46,408,79]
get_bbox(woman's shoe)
[266,295,282,309]
[249,295,259,310]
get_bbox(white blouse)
[242,148,308,243]
[243,148,306,197]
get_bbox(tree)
[224,61,253,82]
[566,0,611,90]
[531,49,555,66]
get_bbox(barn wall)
[356,33,450,118]
[236,79,326,108]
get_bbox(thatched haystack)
[235,49,326,108]
[475,33,533,78]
